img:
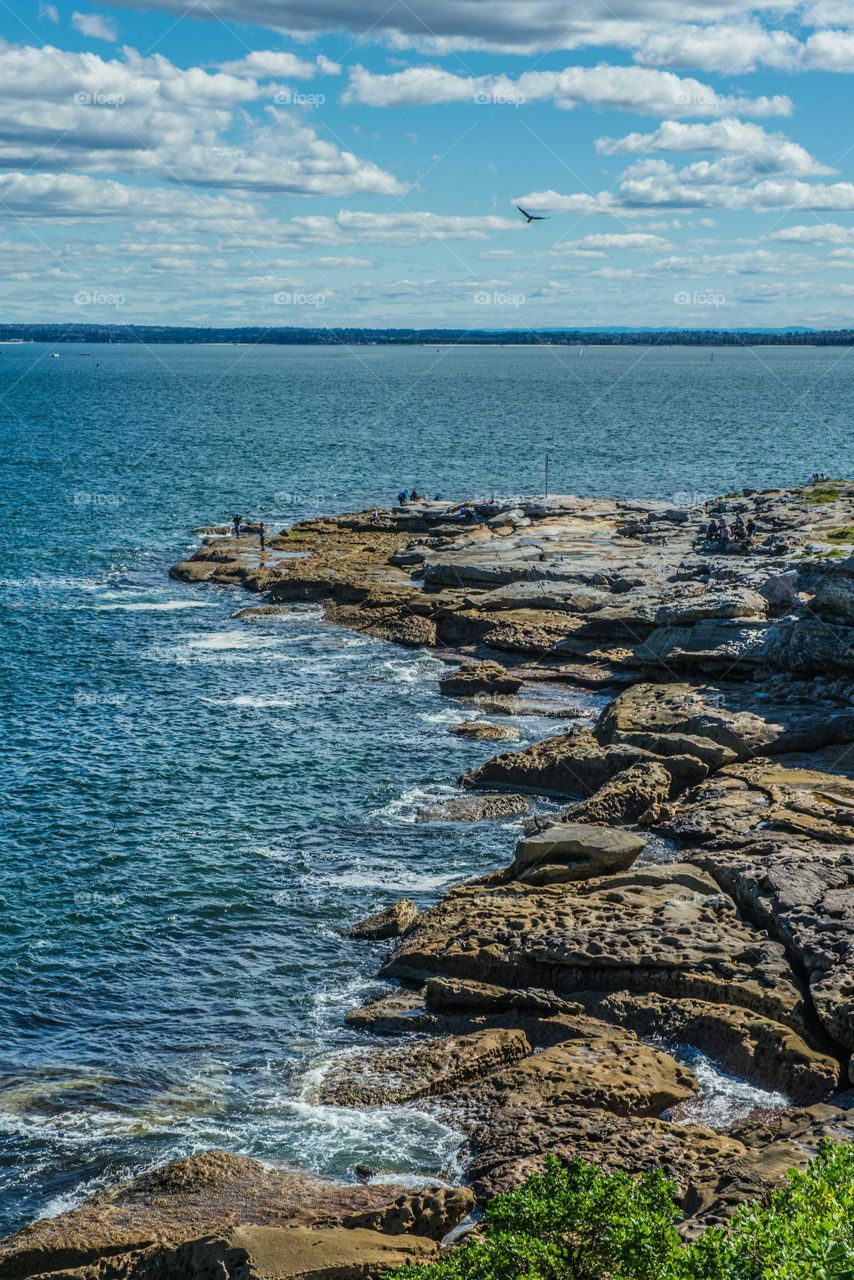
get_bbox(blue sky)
[2,0,854,327]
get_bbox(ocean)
[1,340,851,1235]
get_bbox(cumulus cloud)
[71,11,118,40]
[634,24,801,72]
[634,21,854,74]
[0,171,253,217]
[218,51,338,77]
[0,42,402,199]
[96,0,790,56]
[768,222,854,243]
[343,63,791,118]
[596,120,833,178]
[551,232,669,251]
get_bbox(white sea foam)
[665,1047,789,1129]
[96,600,214,612]
[202,694,295,709]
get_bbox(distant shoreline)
[1,324,853,348]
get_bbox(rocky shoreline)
[6,481,853,1279]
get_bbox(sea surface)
[1,341,852,1236]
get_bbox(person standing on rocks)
[232,513,242,539]
[258,521,266,553]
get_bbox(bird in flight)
[515,205,549,223]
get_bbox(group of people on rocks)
[704,512,756,552]
[231,513,266,551]
[397,487,440,505]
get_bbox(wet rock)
[0,1152,422,1280]
[415,793,531,822]
[344,899,418,941]
[461,727,707,800]
[314,1029,531,1107]
[511,822,645,884]
[342,1186,475,1240]
[447,721,521,742]
[439,662,523,698]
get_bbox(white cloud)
[71,11,118,40]
[96,0,791,57]
[634,24,801,72]
[596,120,832,177]
[0,42,402,199]
[768,222,854,243]
[634,21,854,74]
[343,63,791,118]
[39,2,60,21]
[218,51,336,78]
[0,171,253,218]
[551,232,669,251]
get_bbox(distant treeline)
[1,324,853,346]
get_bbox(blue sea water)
[1,341,852,1236]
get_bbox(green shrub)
[394,1142,854,1280]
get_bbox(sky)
[3,0,854,328]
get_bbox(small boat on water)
[50,352,59,358]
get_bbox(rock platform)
[9,483,853,1277]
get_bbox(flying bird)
[515,205,549,223]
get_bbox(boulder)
[694,841,854,1058]
[424,977,582,1019]
[314,1029,531,1107]
[545,761,673,828]
[383,865,807,1032]
[439,661,523,698]
[595,681,854,764]
[812,558,854,620]
[447,721,521,742]
[461,727,707,800]
[511,823,645,884]
[415,793,531,822]
[654,589,767,627]
[443,1032,696,1121]
[344,899,418,941]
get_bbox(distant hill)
[0,324,851,346]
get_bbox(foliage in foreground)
[396,1141,854,1280]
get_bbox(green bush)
[394,1142,854,1280]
